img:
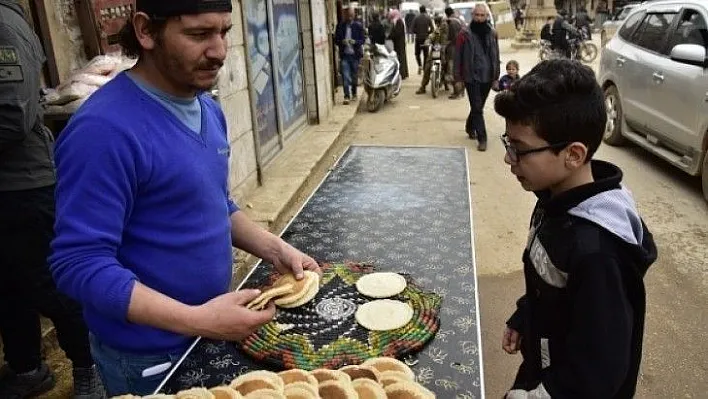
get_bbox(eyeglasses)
[500,133,569,163]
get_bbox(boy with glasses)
[494,60,657,398]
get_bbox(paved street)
[319,40,708,397]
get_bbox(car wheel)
[702,152,708,202]
[604,85,626,146]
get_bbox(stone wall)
[43,0,86,84]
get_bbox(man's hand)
[502,326,522,354]
[272,242,322,280]
[492,80,500,91]
[191,289,276,341]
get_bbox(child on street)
[494,59,658,399]
[497,60,520,91]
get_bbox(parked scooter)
[362,43,402,112]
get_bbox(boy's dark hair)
[494,59,606,162]
[118,15,172,58]
[506,60,519,70]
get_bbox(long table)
[157,146,485,398]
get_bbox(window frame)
[618,10,646,42]
[666,7,708,51]
[628,11,679,55]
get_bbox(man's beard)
[470,20,490,36]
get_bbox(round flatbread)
[243,389,286,399]
[362,357,416,381]
[317,380,357,399]
[282,384,318,399]
[352,379,387,399]
[310,369,351,385]
[230,371,284,395]
[339,365,380,382]
[355,300,414,331]
[275,271,319,307]
[355,272,407,298]
[209,386,243,399]
[247,283,295,309]
[282,382,318,397]
[384,381,435,399]
[277,369,318,387]
[175,387,215,399]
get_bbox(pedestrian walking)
[411,5,434,75]
[454,4,500,151]
[335,6,365,104]
[388,9,409,80]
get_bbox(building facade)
[20,0,338,203]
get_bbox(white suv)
[598,0,708,201]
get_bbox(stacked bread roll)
[111,357,435,398]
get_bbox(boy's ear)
[565,142,589,167]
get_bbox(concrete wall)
[43,0,86,84]
[220,0,261,203]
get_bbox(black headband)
[136,0,232,18]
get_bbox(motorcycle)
[538,30,598,64]
[362,43,402,112]
[570,29,598,63]
[429,43,444,98]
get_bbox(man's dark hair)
[494,60,606,162]
[118,15,172,58]
[445,7,454,17]
[420,5,426,13]
[558,9,568,17]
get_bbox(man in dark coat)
[368,12,386,45]
[454,4,500,151]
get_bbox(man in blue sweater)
[49,1,320,396]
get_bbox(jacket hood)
[539,160,658,275]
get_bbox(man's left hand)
[492,80,500,91]
[272,242,322,280]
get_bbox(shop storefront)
[244,0,308,165]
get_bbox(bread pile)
[111,356,435,398]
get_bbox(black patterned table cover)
[157,146,484,398]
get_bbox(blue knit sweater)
[50,72,239,354]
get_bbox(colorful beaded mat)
[240,262,442,370]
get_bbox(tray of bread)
[240,263,442,371]
[113,356,434,398]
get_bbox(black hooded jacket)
[506,160,657,399]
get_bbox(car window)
[630,12,677,53]
[668,9,708,48]
[618,11,645,40]
[617,6,635,20]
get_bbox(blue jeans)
[340,54,359,99]
[89,334,185,396]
